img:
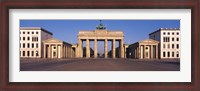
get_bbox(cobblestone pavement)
[20,58,180,71]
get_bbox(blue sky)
[20,20,180,54]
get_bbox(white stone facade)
[20,27,52,58]
[149,28,180,59]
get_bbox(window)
[23,32,25,34]
[23,37,25,40]
[177,51,179,57]
[177,44,179,49]
[20,37,21,40]
[20,51,21,56]
[23,51,25,56]
[163,37,170,42]
[27,43,30,48]
[32,32,34,34]
[172,38,174,41]
[27,37,30,40]
[27,51,30,57]
[53,52,56,56]
[163,52,166,57]
[32,43,34,48]
[32,37,38,42]
[163,44,165,49]
[172,32,174,35]
[27,32,29,34]
[36,43,38,48]
[36,51,38,56]
[172,52,174,57]
[168,37,170,42]
[23,43,25,48]
[168,44,170,48]
[177,38,179,41]
[32,51,34,56]
[20,43,21,48]
[163,32,165,35]
[36,32,38,34]
[177,32,179,35]
[168,52,170,57]
[172,44,174,49]
[163,37,165,42]
[54,46,56,49]
[20,32,21,34]
[168,32,170,35]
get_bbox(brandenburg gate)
[77,22,124,58]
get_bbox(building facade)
[149,28,180,59]
[128,39,159,59]
[20,27,53,58]
[43,38,75,59]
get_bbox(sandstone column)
[144,45,146,59]
[156,45,158,59]
[49,44,52,58]
[124,46,126,58]
[56,44,58,58]
[112,39,116,58]
[94,39,98,58]
[61,44,63,58]
[78,39,82,58]
[67,46,69,58]
[151,45,153,59]
[43,44,46,58]
[86,39,90,58]
[104,39,108,58]
[139,45,142,59]
[120,39,124,58]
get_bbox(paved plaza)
[20,58,180,71]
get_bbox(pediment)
[139,39,159,44]
[43,38,63,43]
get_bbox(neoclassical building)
[77,22,125,58]
[43,38,75,59]
[128,39,159,59]
[149,28,180,59]
[20,27,52,58]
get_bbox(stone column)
[138,45,140,59]
[56,44,58,58]
[104,39,108,58]
[67,46,69,58]
[144,45,146,59]
[124,46,126,58]
[61,44,63,58]
[65,45,66,58]
[112,39,116,58]
[70,46,72,58]
[78,39,82,58]
[140,45,142,59]
[137,47,139,59]
[94,39,98,58]
[49,44,52,58]
[120,39,124,58]
[43,44,46,58]
[151,45,153,59]
[86,39,90,58]
[156,45,158,59]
